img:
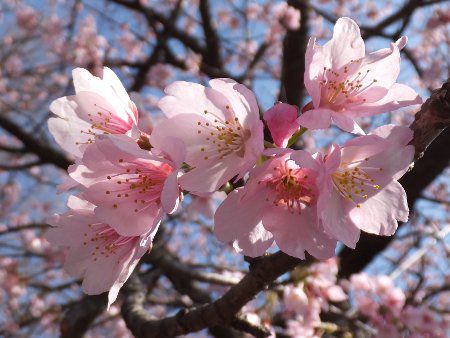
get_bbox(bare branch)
[0,114,71,170]
[122,251,310,337]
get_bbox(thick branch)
[199,0,223,69]
[122,252,309,337]
[60,294,107,338]
[278,0,309,106]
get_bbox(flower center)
[319,60,378,109]
[197,106,247,161]
[76,103,133,146]
[83,223,136,261]
[260,159,316,213]
[331,158,383,207]
[105,159,172,213]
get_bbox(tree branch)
[0,114,71,170]
[121,251,310,337]
[60,294,108,338]
[278,0,309,106]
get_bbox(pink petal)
[369,124,413,146]
[150,114,213,166]
[263,148,292,157]
[48,98,90,158]
[327,285,347,302]
[331,113,365,135]
[72,67,97,93]
[152,136,186,168]
[349,181,408,236]
[161,171,180,214]
[291,150,320,171]
[179,156,242,194]
[158,81,228,121]
[214,188,273,257]
[67,195,95,211]
[324,143,341,174]
[341,136,387,163]
[73,91,129,126]
[262,205,337,260]
[209,78,260,128]
[363,144,414,184]
[45,213,91,247]
[86,182,163,236]
[323,17,365,70]
[107,234,152,308]
[317,186,360,248]
[356,43,401,91]
[350,83,422,117]
[296,108,332,130]
[304,37,325,108]
[102,68,133,111]
[263,102,299,147]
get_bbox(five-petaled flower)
[48,67,139,158]
[214,151,337,259]
[297,17,422,134]
[70,134,185,236]
[45,196,155,308]
[307,125,414,248]
[151,78,264,194]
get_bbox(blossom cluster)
[348,273,449,337]
[46,17,421,306]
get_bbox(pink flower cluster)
[46,17,421,305]
[284,259,346,338]
[349,273,449,337]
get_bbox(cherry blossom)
[48,67,139,158]
[298,17,422,134]
[69,134,185,236]
[214,151,336,259]
[151,78,264,194]
[307,125,414,248]
[45,196,154,307]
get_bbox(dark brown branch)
[110,0,205,55]
[239,42,269,83]
[338,79,450,278]
[278,0,309,106]
[409,80,450,157]
[122,251,310,337]
[0,114,71,170]
[231,315,271,338]
[60,294,108,338]
[199,0,223,69]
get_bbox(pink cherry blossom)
[214,151,336,259]
[283,285,309,316]
[273,3,301,30]
[301,125,414,248]
[16,6,39,31]
[48,67,139,158]
[45,195,155,308]
[306,259,347,302]
[151,78,264,194]
[263,102,299,147]
[298,17,422,134]
[70,134,185,236]
[286,296,321,338]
